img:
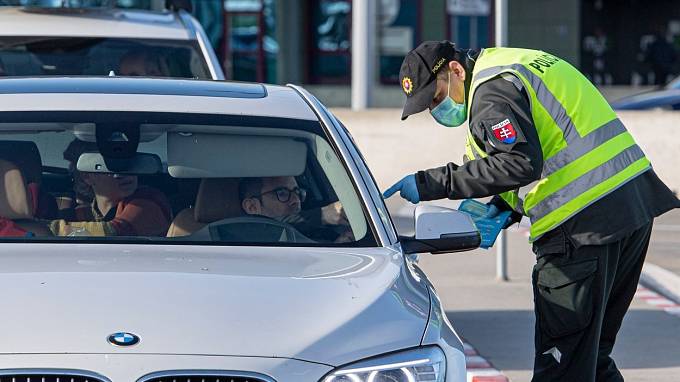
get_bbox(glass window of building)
[447,0,490,50]
[379,0,421,83]
[308,0,352,84]
[224,0,278,83]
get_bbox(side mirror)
[400,205,481,254]
[77,153,162,175]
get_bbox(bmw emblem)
[107,332,140,347]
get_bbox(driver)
[50,139,172,237]
[239,176,354,243]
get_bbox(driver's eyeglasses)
[259,187,307,203]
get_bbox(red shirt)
[73,187,172,236]
[0,218,29,237]
[0,182,46,237]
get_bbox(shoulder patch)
[490,119,517,144]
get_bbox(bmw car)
[0,77,480,382]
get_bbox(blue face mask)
[430,72,467,128]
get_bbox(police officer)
[384,41,680,382]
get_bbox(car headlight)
[322,346,446,382]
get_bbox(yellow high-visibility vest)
[464,48,650,241]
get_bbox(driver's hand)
[321,201,349,226]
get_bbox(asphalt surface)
[389,201,680,381]
[646,209,680,277]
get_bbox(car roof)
[0,7,191,40]
[0,77,319,121]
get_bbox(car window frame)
[0,110,381,247]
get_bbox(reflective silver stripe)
[527,144,647,222]
[500,73,524,91]
[513,194,525,215]
[473,64,580,143]
[542,118,628,177]
[473,65,514,83]
[469,149,482,160]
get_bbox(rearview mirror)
[77,152,162,175]
[400,205,480,254]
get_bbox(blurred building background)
[4,0,680,107]
[207,0,680,107]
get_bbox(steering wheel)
[190,215,313,243]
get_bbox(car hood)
[0,243,429,366]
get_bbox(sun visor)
[73,123,165,143]
[167,133,307,178]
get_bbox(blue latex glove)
[483,204,501,218]
[383,174,420,204]
[484,204,513,228]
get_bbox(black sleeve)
[415,75,544,200]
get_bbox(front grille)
[144,378,265,382]
[139,372,273,382]
[0,377,99,382]
[0,370,108,382]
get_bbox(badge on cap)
[401,76,413,95]
[491,119,517,144]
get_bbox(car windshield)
[0,111,378,247]
[0,37,211,78]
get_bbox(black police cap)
[399,40,458,120]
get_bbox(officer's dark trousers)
[531,222,653,382]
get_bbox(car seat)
[166,178,243,237]
[0,141,43,185]
[0,159,52,236]
[0,141,58,218]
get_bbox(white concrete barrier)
[331,108,680,195]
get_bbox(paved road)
[646,209,680,276]
[389,201,680,381]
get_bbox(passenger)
[118,50,163,77]
[239,176,354,243]
[50,139,172,237]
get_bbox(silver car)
[0,76,479,382]
[0,4,224,79]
